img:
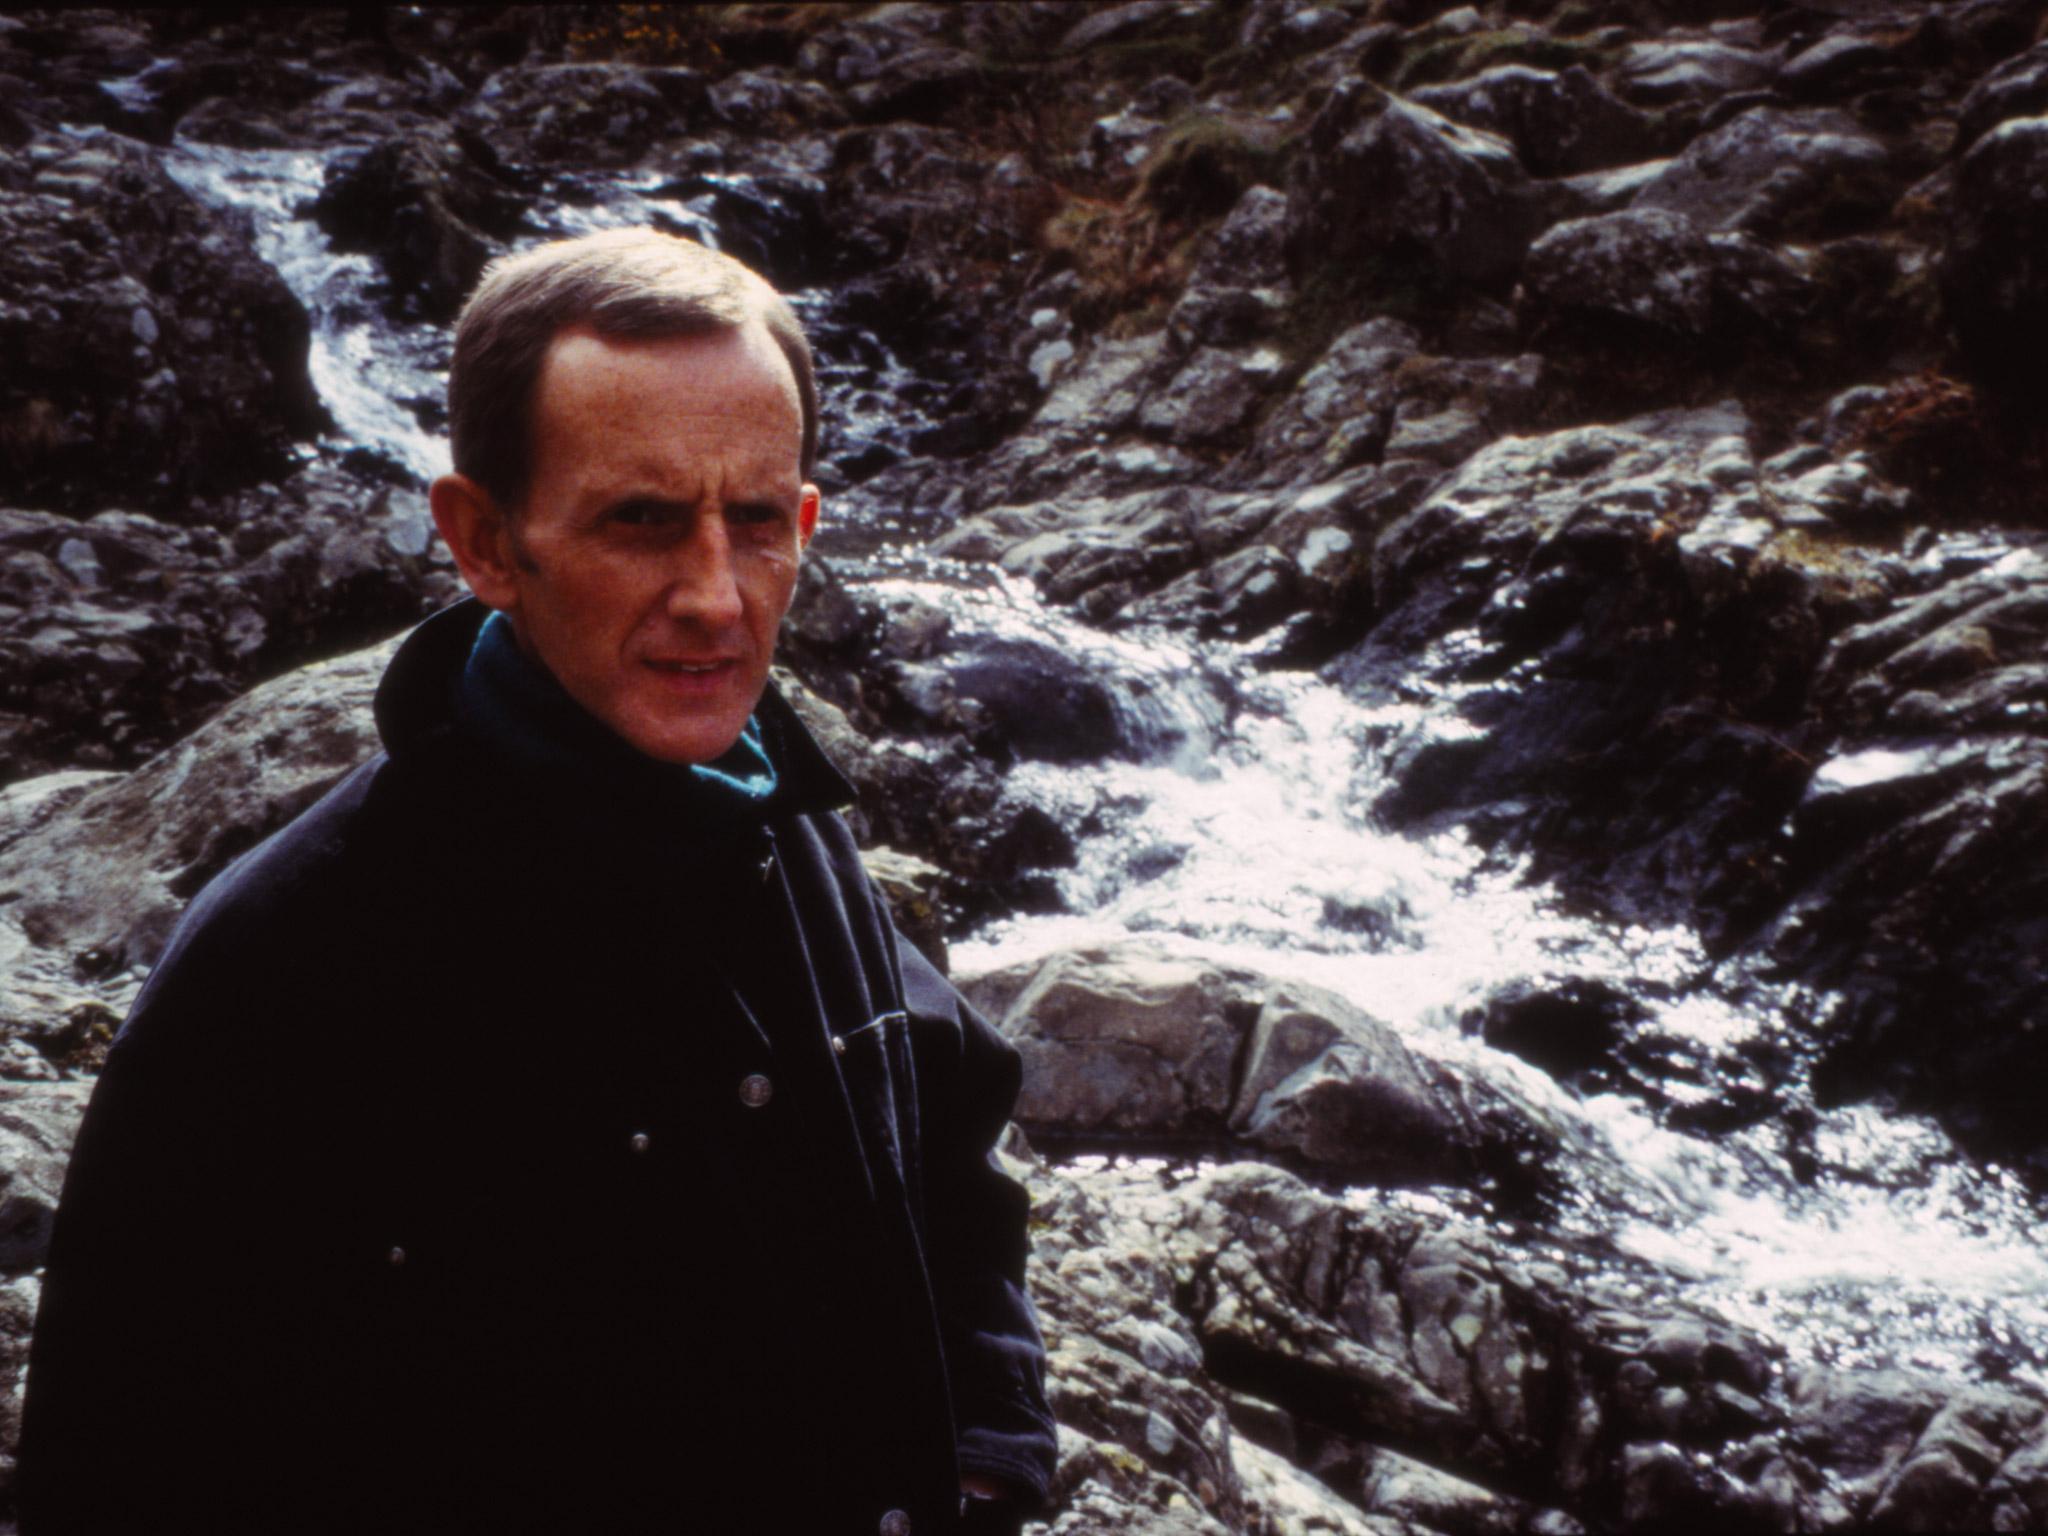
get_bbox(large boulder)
[1518,209,1810,374]
[311,128,528,322]
[1410,64,1659,177]
[0,128,321,515]
[1629,105,1896,240]
[956,939,1604,1190]
[1287,82,1542,290]
[458,63,706,167]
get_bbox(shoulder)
[112,750,433,1070]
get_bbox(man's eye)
[610,502,673,527]
[729,503,783,526]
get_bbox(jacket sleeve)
[895,932,1059,1506]
[17,886,376,1533]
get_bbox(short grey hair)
[447,228,818,508]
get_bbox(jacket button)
[832,1035,848,1056]
[878,1512,911,1536]
[387,1246,406,1267]
[757,850,776,885]
[630,1132,650,1154]
[738,1073,774,1108]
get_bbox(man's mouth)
[644,657,739,693]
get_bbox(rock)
[858,845,949,975]
[1287,82,1541,290]
[931,487,1202,623]
[1956,39,2048,148]
[1782,32,1903,100]
[1519,208,1808,354]
[1939,115,2048,397]
[963,941,1262,1142]
[1630,105,1895,239]
[959,940,1580,1188]
[0,128,321,515]
[1615,40,1779,106]
[1161,1163,1800,1523]
[1336,413,1871,943]
[0,468,457,780]
[846,44,985,123]
[1775,544,2048,1171]
[311,129,527,321]
[1140,346,1290,448]
[459,63,706,166]
[1244,321,1542,490]
[1411,64,1659,177]
[1167,185,1293,350]
[0,1083,90,1268]
[0,635,399,994]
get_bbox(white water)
[165,138,2048,1392]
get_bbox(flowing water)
[165,135,2048,1393]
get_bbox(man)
[20,229,1057,1534]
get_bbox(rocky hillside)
[3,2,2048,1531]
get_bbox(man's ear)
[430,473,525,613]
[798,484,821,551]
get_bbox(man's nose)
[664,510,744,629]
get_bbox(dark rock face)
[311,129,529,322]
[1288,81,1541,290]
[0,472,459,781]
[1940,116,2048,398]
[1629,105,1898,240]
[1956,40,2048,148]
[1411,63,1659,177]
[0,128,322,515]
[1520,209,1808,360]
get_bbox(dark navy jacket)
[19,601,1056,1534]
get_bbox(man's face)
[488,323,819,765]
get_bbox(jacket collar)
[372,597,857,822]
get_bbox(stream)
[163,132,2048,1398]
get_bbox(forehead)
[530,323,804,482]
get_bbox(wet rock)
[1161,1163,1796,1522]
[1338,412,1882,940]
[0,128,322,515]
[1781,32,1905,101]
[1630,105,1895,239]
[1141,346,1290,448]
[1287,81,1542,291]
[0,1084,90,1268]
[931,486,1202,623]
[1939,115,2048,398]
[0,466,457,780]
[961,939,1461,1174]
[1956,39,2048,148]
[459,63,706,167]
[1776,543,2048,1172]
[1411,64,1659,177]
[858,845,949,975]
[1168,185,1293,350]
[0,635,399,997]
[1615,40,1779,107]
[846,45,985,124]
[1243,320,1542,492]
[1519,209,1809,363]
[311,129,528,321]
[1463,976,1648,1086]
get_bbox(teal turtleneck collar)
[457,610,779,807]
